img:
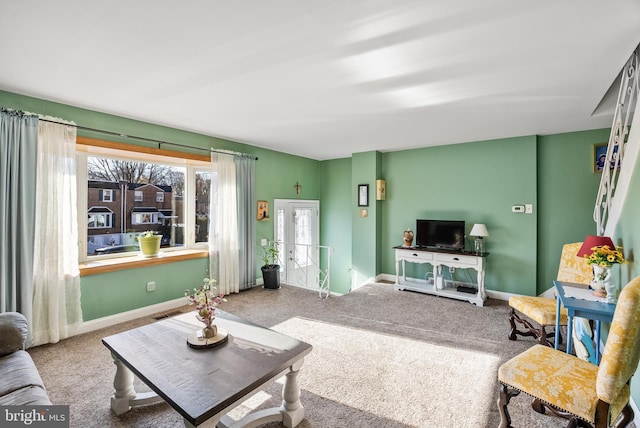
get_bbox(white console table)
[394,246,488,306]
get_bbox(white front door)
[274,199,319,290]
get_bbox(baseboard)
[75,297,187,336]
[376,273,396,284]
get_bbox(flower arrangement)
[584,245,626,267]
[184,278,225,328]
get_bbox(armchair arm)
[0,312,28,356]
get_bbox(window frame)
[101,189,114,202]
[76,137,212,263]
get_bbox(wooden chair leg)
[613,404,634,428]
[508,308,561,348]
[497,384,520,428]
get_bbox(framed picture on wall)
[593,143,619,173]
[257,200,269,221]
[358,184,369,207]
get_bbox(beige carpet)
[27,282,594,427]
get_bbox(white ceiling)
[1,1,639,160]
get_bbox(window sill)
[79,249,208,276]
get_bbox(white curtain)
[31,119,83,345]
[209,153,239,295]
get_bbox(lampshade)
[577,235,615,257]
[470,224,489,237]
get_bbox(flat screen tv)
[415,219,465,251]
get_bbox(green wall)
[81,258,208,320]
[319,158,352,293]
[351,151,379,287]
[614,140,640,403]
[537,129,609,293]
[380,136,538,295]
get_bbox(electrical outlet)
[146,281,156,292]
[261,238,267,246]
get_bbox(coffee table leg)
[110,354,137,415]
[280,359,305,428]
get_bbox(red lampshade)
[576,235,616,257]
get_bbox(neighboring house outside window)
[134,190,143,201]
[156,192,164,202]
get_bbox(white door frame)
[273,199,320,290]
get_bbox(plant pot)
[261,265,280,289]
[139,235,162,258]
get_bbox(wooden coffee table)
[102,311,312,427]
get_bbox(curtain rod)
[37,117,258,160]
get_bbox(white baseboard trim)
[76,297,186,336]
[485,290,511,302]
[376,273,396,283]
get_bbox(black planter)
[261,265,281,289]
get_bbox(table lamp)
[576,235,615,257]
[470,224,489,255]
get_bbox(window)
[88,212,113,228]
[131,211,159,225]
[195,171,213,243]
[101,189,113,202]
[76,139,212,260]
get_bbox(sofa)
[0,312,51,405]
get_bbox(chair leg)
[508,308,559,347]
[613,404,634,428]
[497,384,520,428]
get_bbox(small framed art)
[257,200,269,221]
[358,184,369,207]
[593,143,619,173]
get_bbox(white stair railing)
[594,46,639,235]
[272,241,335,298]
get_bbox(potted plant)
[261,244,280,289]
[137,231,162,258]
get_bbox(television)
[415,219,465,251]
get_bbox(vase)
[403,229,414,247]
[591,265,612,298]
[202,325,217,338]
[139,235,162,258]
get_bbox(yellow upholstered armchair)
[497,275,640,428]
[508,242,592,347]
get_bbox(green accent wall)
[537,129,609,293]
[319,158,352,294]
[613,140,640,404]
[351,151,378,287]
[380,136,538,294]
[80,258,208,320]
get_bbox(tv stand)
[393,246,488,306]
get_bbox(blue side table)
[553,280,616,364]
